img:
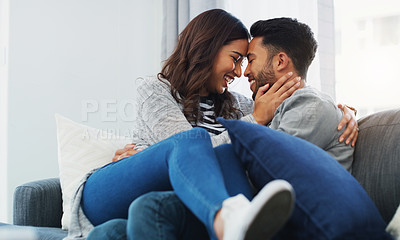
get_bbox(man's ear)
[275,52,290,72]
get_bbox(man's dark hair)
[250,18,318,78]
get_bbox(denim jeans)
[84,127,392,239]
[82,128,253,239]
[127,191,208,240]
[86,192,209,240]
[87,219,127,240]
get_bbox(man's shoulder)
[294,86,333,100]
[275,86,341,127]
[284,86,336,109]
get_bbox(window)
[373,15,400,47]
[335,0,400,118]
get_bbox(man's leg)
[87,219,127,240]
[127,191,208,240]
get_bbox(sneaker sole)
[244,180,295,240]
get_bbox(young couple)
[64,9,392,240]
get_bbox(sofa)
[1,108,399,240]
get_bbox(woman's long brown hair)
[158,9,250,124]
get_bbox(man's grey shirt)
[268,85,354,171]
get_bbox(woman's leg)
[213,144,254,199]
[82,128,230,231]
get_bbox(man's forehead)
[247,37,264,57]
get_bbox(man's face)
[244,37,277,100]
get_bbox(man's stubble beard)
[252,60,276,100]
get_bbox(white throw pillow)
[55,114,130,230]
[387,204,400,240]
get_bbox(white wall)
[0,0,10,223]
[3,0,162,223]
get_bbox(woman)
[66,9,359,240]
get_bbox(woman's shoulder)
[229,91,254,114]
[136,75,170,88]
[230,91,253,105]
[135,75,172,96]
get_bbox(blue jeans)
[87,192,208,240]
[87,219,127,240]
[127,191,208,240]
[82,128,253,239]
[84,127,392,239]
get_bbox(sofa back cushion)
[352,109,400,223]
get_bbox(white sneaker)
[221,179,295,240]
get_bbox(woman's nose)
[233,63,242,77]
[244,64,250,77]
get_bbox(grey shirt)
[130,76,256,149]
[269,85,354,171]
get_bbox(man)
[88,18,358,240]
[246,18,353,171]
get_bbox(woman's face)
[202,39,248,96]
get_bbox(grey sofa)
[1,109,400,240]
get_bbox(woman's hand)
[337,104,358,147]
[112,144,143,162]
[252,72,301,125]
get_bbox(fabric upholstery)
[352,109,400,223]
[0,223,67,240]
[13,178,63,228]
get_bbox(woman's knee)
[173,127,210,143]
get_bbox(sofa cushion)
[352,109,400,223]
[55,114,130,229]
[0,223,67,240]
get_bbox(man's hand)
[337,104,359,147]
[112,144,143,162]
[252,72,301,125]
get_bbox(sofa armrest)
[13,178,63,228]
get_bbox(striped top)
[191,97,225,135]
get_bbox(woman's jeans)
[82,127,253,238]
